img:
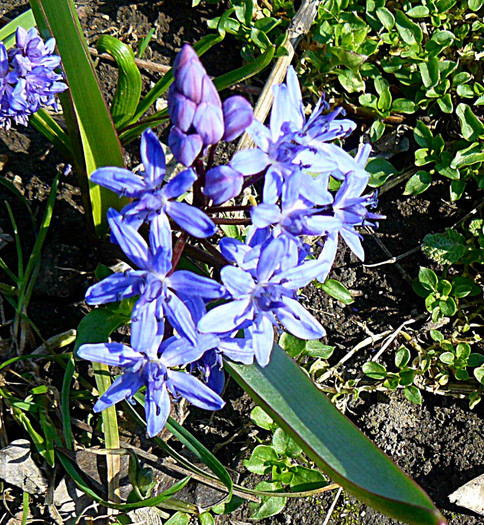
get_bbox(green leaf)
[289,466,327,492]
[474,367,484,385]
[395,346,411,369]
[391,98,417,114]
[376,7,395,30]
[419,58,440,89]
[468,354,484,367]
[469,0,484,11]
[436,93,453,114]
[367,158,397,187]
[370,120,386,142]
[244,445,279,475]
[404,385,422,405]
[305,341,334,359]
[450,180,466,201]
[404,171,432,195]
[30,0,128,235]
[165,513,190,525]
[414,121,433,148]
[0,10,36,48]
[422,230,467,264]
[395,10,423,46]
[456,103,484,141]
[199,512,215,525]
[362,362,387,380]
[225,347,444,524]
[439,297,457,317]
[273,428,303,458]
[318,279,354,305]
[251,406,277,431]
[406,6,430,17]
[96,35,142,128]
[30,109,72,160]
[249,481,287,520]
[418,267,438,292]
[279,332,306,358]
[451,142,484,168]
[439,352,455,365]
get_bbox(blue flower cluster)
[78,45,383,437]
[0,27,67,129]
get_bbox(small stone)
[448,473,484,516]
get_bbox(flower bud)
[222,95,253,142]
[168,126,203,167]
[204,165,243,205]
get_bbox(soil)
[0,1,483,525]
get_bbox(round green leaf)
[362,362,387,380]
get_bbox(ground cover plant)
[0,0,482,524]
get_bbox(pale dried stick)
[236,0,321,152]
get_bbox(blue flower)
[91,129,217,238]
[86,210,225,347]
[0,28,66,129]
[198,236,325,366]
[77,335,225,437]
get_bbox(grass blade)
[0,10,36,48]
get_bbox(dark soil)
[0,1,483,524]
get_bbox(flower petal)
[140,129,166,187]
[94,372,144,412]
[145,382,171,437]
[168,370,225,410]
[277,296,326,339]
[230,148,270,176]
[166,201,217,238]
[77,342,141,367]
[164,291,197,344]
[248,315,274,367]
[85,272,141,305]
[221,266,255,298]
[163,168,197,200]
[168,270,225,299]
[108,209,151,270]
[198,298,253,334]
[90,167,146,197]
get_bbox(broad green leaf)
[404,386,422,405]
[391,98,417,114]
[96,35,142,128]
[244,445,279,475]
[362,362,387,380]
[279,332,306,358]
[272,428,303,458]
[225,346,445,524]
[469,0,484,10]
[419,58,440,89]
[30,0,128,235]
[418,267,439,291]
[376,7,395,30]
[318,278,354,304]
[451,143,484,168]
[456,103,484,142]
[251,406,277,431]
[436,93,453,114]
[395,346,411,369]
[0,10,36,48]
[404,171,432,195]
[414,121,433,148]
[395,10,423,47]
[474,367,484,385]
[406,6,430,17]
[469,353,484,367]
[165,513,191,525]
[367,157,397,187]
[249,481,287,520]
[289,466,327,492]
[422,230,467,264]
[305,341,334,359]
[450,180,466,201]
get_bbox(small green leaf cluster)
[207,0,292,59]
[363,346,423,404]
[302,0,484,196]
[244,406,329,519]
[413,267,480,322]
[363,330,484,408]
[422,220,484,265]
[404,115,484,200]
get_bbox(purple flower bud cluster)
[78,45,384,437]
[168,44,253,167]
[0,27,67,129]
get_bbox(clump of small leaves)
[244,406,330,519]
